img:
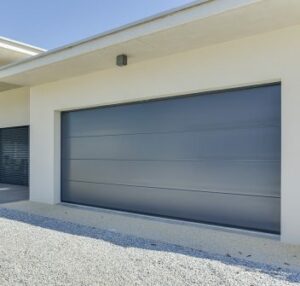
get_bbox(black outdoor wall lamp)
[116,54,128,67]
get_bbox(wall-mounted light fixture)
[116,54,128,67]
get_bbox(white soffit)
[0,0,300,88]
[0,82,20,92]
[0,37,45,67]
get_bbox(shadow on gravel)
[0,207,299,284]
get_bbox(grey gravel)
[0,208,299,286]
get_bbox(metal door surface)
[61,84,281,233]
[0,126,29,186]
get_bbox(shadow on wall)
[0,207,299,283]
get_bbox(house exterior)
[0,37,44,185]
[0,0,300,245]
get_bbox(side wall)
[0,87,30,128]
[30,24,300,244]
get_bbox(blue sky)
[1,0,192,50]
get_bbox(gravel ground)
[0,208,299,286]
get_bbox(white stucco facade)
[28,24,300,244]
[0,87,30,128]
[0,0,299,246]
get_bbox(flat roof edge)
[0,0,211,72]
[0,36,46,53]
[45,0,211,54]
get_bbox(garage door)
[61,84,281,233]
[0,126,29,186]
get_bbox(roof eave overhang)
[0,0,300,90]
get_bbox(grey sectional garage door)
[61,84,281,233]
[0,126,29,186]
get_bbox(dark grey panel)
[64,160,280,196]
[61,84,281,233]
[0,126,29,186]
[62,85,280,138]
[62,127,280,161]
[62,181,280,233]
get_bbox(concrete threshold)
[1,200,300,271]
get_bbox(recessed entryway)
[0,126,29,186]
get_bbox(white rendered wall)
[30,25,300,244]
[0,87,29,128]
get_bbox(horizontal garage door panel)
[61,84,281,233]
[62,126,280,161]
[63,160,280,197]
[62,85,280,138]
[63,181,280,233]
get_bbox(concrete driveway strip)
[0,207,299,286]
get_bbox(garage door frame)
[60,82,281,233]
